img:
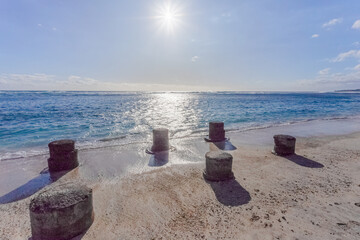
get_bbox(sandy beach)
[1,119,360,240]
[2,0,360,239]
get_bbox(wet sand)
[1,119,360,239]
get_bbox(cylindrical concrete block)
[273,135,296,156]
[48,140,75,159]
[48,150,79,172]
[203,151,234,181]
[29,184,94,240]
[209,122,225,142]
[48,140,78,172]
[151,128,169,152]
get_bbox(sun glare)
[155,1,182,34]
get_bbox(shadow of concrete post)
[206,179,251,206]
[283,154,324,168]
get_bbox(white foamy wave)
[0,149,48,161]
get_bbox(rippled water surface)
[1,91,360,159]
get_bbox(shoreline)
[1,120,360,239]
[1,118,360,199]
[2,115,360,162]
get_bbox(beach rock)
[208,122,226,142]
[47,140,78,172]
[29,184,94,240]
[151,128,169,152]
[203,151,234,181]
[273,135,296,156]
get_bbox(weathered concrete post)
[151,128,169,152]
[48,139,79,172]
[29,184,94,240]
[205,122,226,142]
[203,151,234,181]
[273,135,296,156]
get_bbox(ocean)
[1,91,360,160]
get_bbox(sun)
[155,1,182,34]
[163,10,176,24]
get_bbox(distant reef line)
[334,89,360,93]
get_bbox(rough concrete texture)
[273,134,296,156]
[203,151,234,181]
[47,150,79,172]
[48,139,78,172]
[29,184,93,240]
[48,140,75,159]
[209,122,225,142]
[151,128,169,152]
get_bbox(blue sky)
[1,0,360,91]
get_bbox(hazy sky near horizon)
[1,0,360,91]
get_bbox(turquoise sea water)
[1,91,360,160]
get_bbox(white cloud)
[311,34,319,38]
[65,75,97,85]
[352,19,360,30]
[221,12,231,17]
[316,72,360,84]
[298,70,360,91]
[332,50,360,62]
[0,74,102,90]
[0,73,227,91]
[0,78,7,84]
[212,11,234,23]
[36,24,58,32]
[353,41,360,47]
[297,62,360,90]
[0,73,56,85]
[322,18,343,28]
[191,56,199,62]
[318,68,330,75]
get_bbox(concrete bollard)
[151,128,169,152]
[273,135,296,156]
[205,122,226,142]
[29,184,94,240]
[203,151,234,181]
[48,140,79,172]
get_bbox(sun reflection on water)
[128,92,200,140]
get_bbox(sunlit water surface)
[1,91,360,160]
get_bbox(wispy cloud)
[332,50,360,62]
[65,75,97,85]
[298,70,360,90]
[212,11,234,23]
[297,62,360,90]
[0,78,7,84]
[311,34,319,38]
[314,72,360,85]
[318,68,330,75]
[322,18,343,28]
[221,12,231,18]
[0,73,226,91]
[37,23,58,32]
[0,73,56,86]
[352,19,360,30]
[191,56,199,62]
